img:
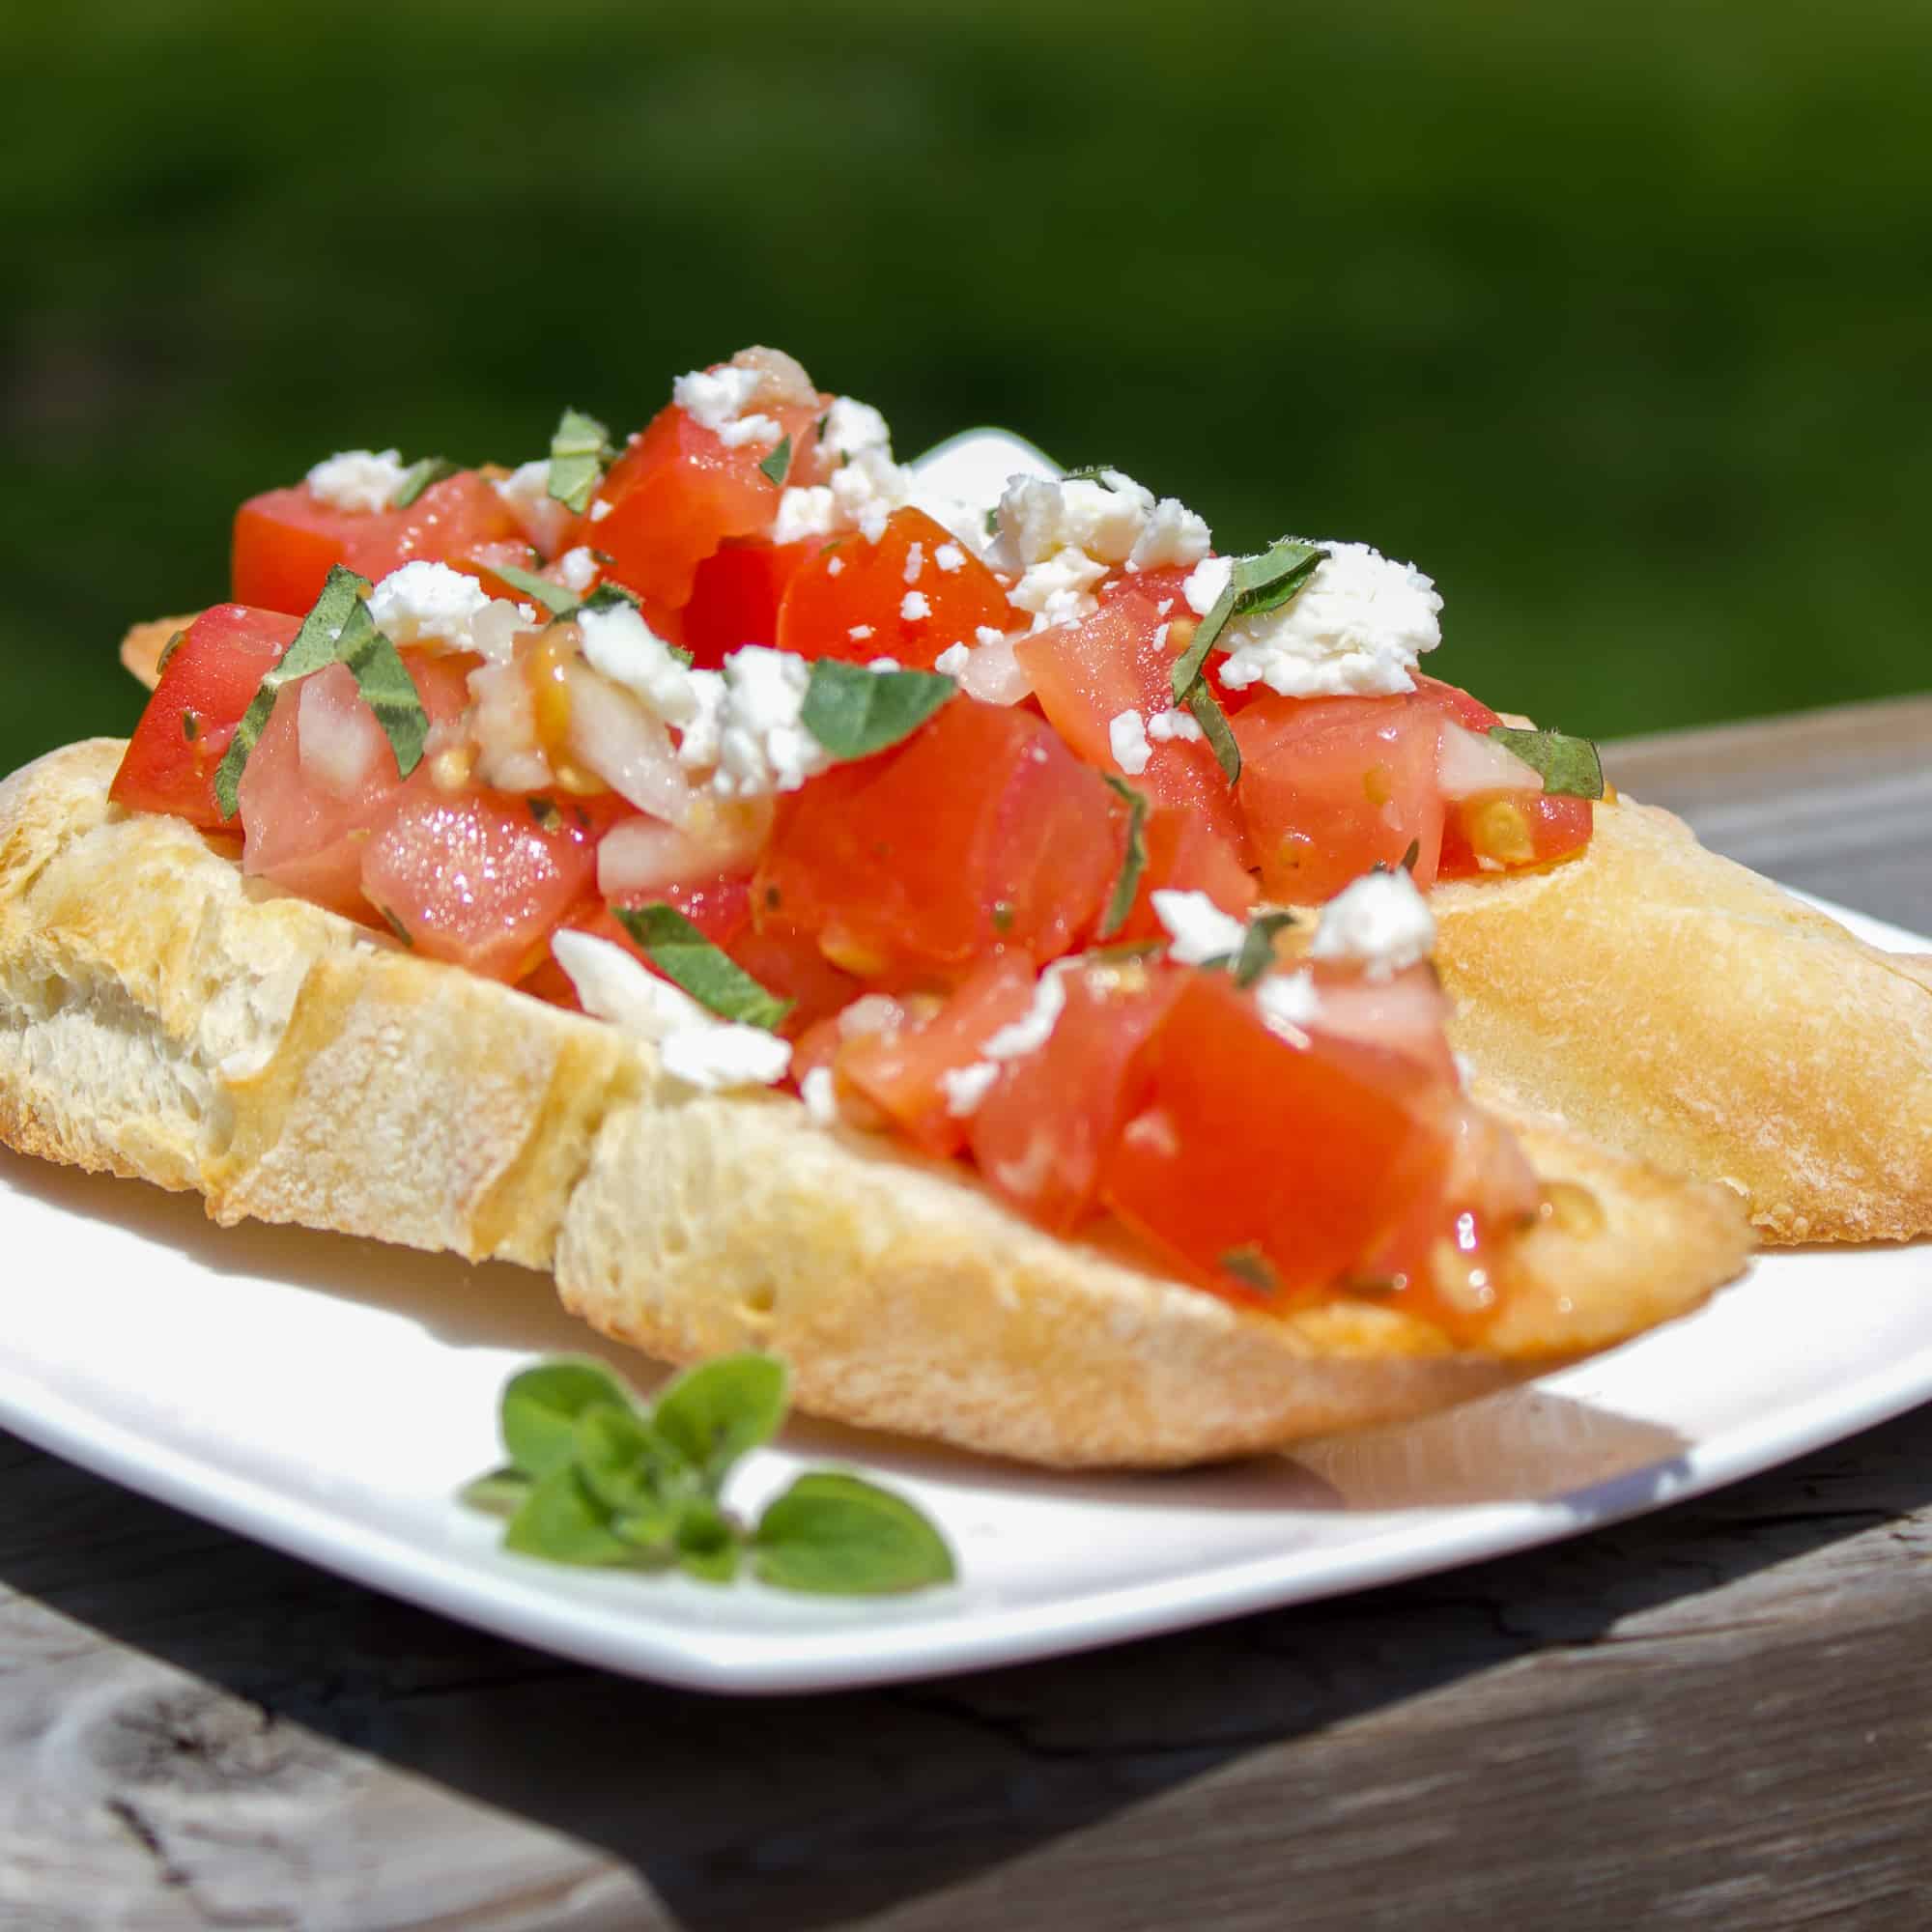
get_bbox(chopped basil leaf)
[983,506,999,537]
[548,407,615,514]
[181,708,199,742]
[377,903,413,949]
[1183,680,1241,783]
[1487,725,1605,800]
[990,900,1014,934]
[1399,838,1422,872]
[156,629,186,677]
[334,598,430,781]
[488,558,582,617]
[758,434,793,487]
[1061,464,1122,490]
[1219,1245,1279,1294]
[213,565,370,819]
[582,581,642,615]
[613,904,793,1030]
[800,660,955,762]
[526,795,562,831]
[390,456,459,509]
[1170,536,1327,706]
[1086,937,1165,962]
[1231,910,1297,989]
[1097,775,1149,940]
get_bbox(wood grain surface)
[5,704,1931,1932]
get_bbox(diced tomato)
[236,650,476,922]
[1112,806,1260,944]
[754,698,1119,984]
[1014,577,1251,859]
[1231,694,1447,902]
[1098,972,1452,1303]
[360,789,629,981]
[577,392,825,611]
[1410,674,1502,733]
[683,539,822,668]
[776,509,1019,670]
[968,954,1186,1231]
[838,952,1040,1157]
[232,472,522,615]
[109,605,302,830]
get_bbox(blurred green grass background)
[4,0,1927,777]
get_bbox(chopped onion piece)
[1435,719,1544,800]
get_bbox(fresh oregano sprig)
[462,1353,956,1596]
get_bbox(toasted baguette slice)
[0,741,1749,1465]
[1433,797,1932,1244]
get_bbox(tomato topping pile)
[110,346,1596,1338]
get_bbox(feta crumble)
[934,543,966,573]
[1146,706,1203,745]
[306,448,410,515]
[367,561,494,652]
[695,645,833,797]
[1151,889,1247,966]
[1214,541,1443,700]
[980,963,1072,1062]
[554,546,599,593]
[933,642,970,677]
[1109,708,1151,776]
[1009,547,1109,632]
[849,623,874,641]
[773,486,838,543]
[901,590,931,621]
[801,1065,839,1125]
[1182,554,1233,617]
[579,600,703,727]
[903,541,925,584]
[1307,868,1437,980]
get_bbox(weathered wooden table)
[6,701,1932,1930]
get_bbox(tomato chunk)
[1112,806,1259,944]
[232,472,522,614]
[110,605,301,830]
[968,955,1185,1231]
[754,698,1119,984]
[1098,972,1451,1302]
[683,539,822,668]
[838,952,1040,1158]
[776,509,1018,670]
[360,789,618,981]
[1232,694,1446,902]
[580,394,824,611]
[1015,578,1252,859]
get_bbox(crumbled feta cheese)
[801,1065,839,1125]
[1129,497,1213,572]
[848,624,874,641]
[827,554,845,576]
[1109,708,1151,776]
[975,625,1006,647]
[934,543,966,573]
[773,486,838,543]
[867,656,901,672]
[941,1061,1001,1119]
[555,546,599,593]
[928,630,1030,704]
[579,601,702,727]
[673,350,808,453]
[673,364,764,433]
[1308,868,1437,980]
[367,561,494,651]
[698,645,832,797]
[903,541,925,584]
[831,446,911,544]
[1146,706,1204,745]
[1182,554,1233,617]
[933,642,971,677]
[659,1022,793,1091]
[1151,889,1247,965]
[1156,598,1174,616]
[980,963,1072,1062]
[1256,968,1321,1037]
[717,412,781,450]
[901,590,931,621]
[1009,547,1109,632]
[588,497,611,522]
[305,448,409,515]
[994,471,1154,570]
[822,395,893,463]
[1214,541,1443,700]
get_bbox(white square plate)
[5,891,1929,1694]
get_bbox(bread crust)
[0,742,1749,1465]
[1433,798,1932,1243]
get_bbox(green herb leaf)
[800,660,955,762]
[673,1496,743,1583]
[459,1467,533,1518]
[1219,1245,1279,1294]
[213,565,371,819]
[757,435,793,487]
[548,407,614,514]
[1061,464,1122,490]
[527,795,561,831]
[1487,725,1605,800]
[488,558,582,617]
[1170,536,1327,707]
[1086,937,1165,962]
[390,456,460,509]
[501,1357,638,1479]
[1183,680,1241,783]
[581,581,642,616]
[983,506,999,537]
[1230,910,1297,989]
[334,598,429,780]
[753,1471,956,1596]
[377,903,413,949]
[652,1353,789,1492]
[612,904,794,1030]
[1399,837,1422,872]
[1097,775,1149,940]
[574,1401,694,1527]
[503,1463,638,1567]
[181,709,199,742]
